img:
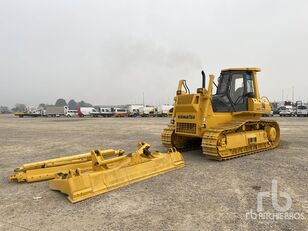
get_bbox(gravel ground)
[0,115,307,231]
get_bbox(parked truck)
[279,106,295,117]
[14,108,44,118]
[77,107,99,117]
[128,104,143,117]
[98,108,113,117]
[139,106,156,117]
[66,110,78,117]
[296,105,308,117]
[46,106,68,117]
[157,105,173,117]
[113,108,128,117]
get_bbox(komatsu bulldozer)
[162,68,280,160]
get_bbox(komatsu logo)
[178,115,195,119]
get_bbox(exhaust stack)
[201,70,206,88]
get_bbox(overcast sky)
[1,0,308,108]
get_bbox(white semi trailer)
[45,106,68,117]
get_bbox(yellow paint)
[162,67,280,160]
[48,143,184,203]
[9,149,124,182]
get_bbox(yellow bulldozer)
[9,67,280,203]
[162,68,280,160]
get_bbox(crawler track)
[161,125,201,151]
[201,119,280,160]
[161,119,280,160]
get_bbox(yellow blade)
[49,144,184,203]
[9,149,124,182]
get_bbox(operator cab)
[212,68,258,112]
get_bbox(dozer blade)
[49,142,184,203]
[9,149,124,182]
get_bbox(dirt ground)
[0,115,307,231]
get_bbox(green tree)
[68,99,78,110]
[0,106,10,113]
[11,104,27,112]
[77,101,92,107]
[55,98,67,106]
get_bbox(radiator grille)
[177,95,194,104]
[176,123,196,134]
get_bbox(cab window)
[217,73,229,94]
[230,74,244,104]
[246,73,254,97]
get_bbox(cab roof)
[222,67,261,72]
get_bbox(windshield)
[298,106,307,109]
[216,73,229,94]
